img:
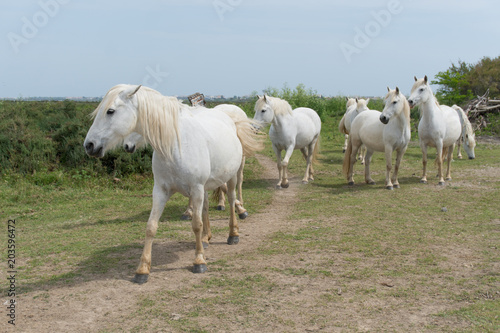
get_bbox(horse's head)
[346,97,356,110]
[408,75,432,108]
[253,95,275,128]
[355,98,370,113]
[123,132,147,153]
[84,85,141,158]
[381,87,407,124]
[463,132,476,159]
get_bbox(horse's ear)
[355,98,359,103]
[414,76,418,82]
[263,94,268,103]
[366,98,370,104]
[126,85,141,98]
[395,87,400,95]
[257,95,262,100]
[424,75,428,84]
[345,96,349,101]
[387,87,390,92]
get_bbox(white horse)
[123,103,250,220]
[339,97,369,163]
[408,76,462,185]
[84,84,263,283]
[253,95,321,188]
[343,88,411,190]
[452,105,476,160]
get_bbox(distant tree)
[432,56,500,105]
[431,60,474,106]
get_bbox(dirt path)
[16,154,303,332]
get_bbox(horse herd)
[83,76,476,283]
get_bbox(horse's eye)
[419,88,424,92]
[261,109,266,113]
[107,108,115,115]
[392,101,397,105]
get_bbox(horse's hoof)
[202,242,209,249]
[227,236,240,245]
[193,264,208,274]
[386,186,394,190]
[216,205,225,211]
[445,177,452,181]
[348,181,354,186]
[180,214,191,220]
[281,183,289,189]
[133,274,149,284]
[438,181,445,186]
[367,181,376,185]
[343,149,346,153]
[420,180,427,184]
[393,184,400,189]
[238,212,248,220]
[275,185,282,190]
[302,181,308,185]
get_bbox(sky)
[1,0,499,99]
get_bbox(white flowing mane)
[256,96,293,116]
[452,105,475,142]
[93,85,182,159]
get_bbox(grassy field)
[1,102,499,332]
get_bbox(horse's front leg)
[191,186,208,273]
[445,143,455,181]
[436,143,445,185]
[457,139,463,159]
[273,145,284,188]
[392,146,407,189]
[181,197,193,220]
[420,142,428,184]
[134,185,171,284]
[226,176,240,245]
[384,147,394,190]
[364,150,375,185]
[280,145,295,188]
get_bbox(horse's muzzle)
[379,115,389,124]
[124,143,136,153]
[84,141,104,158]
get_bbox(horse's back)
[351,110,385,151]
[292,107,321,147]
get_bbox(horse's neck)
[420,96,441,122]
[272,112,293,130]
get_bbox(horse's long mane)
[134,86,182,158]
[385,89,411,123]
[452,105,475,140]
[256,96,293,116]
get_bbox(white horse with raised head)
[452,105,476,160]
[84,84,263,284]
[253,95,321,188]
[123,103,251,220]
[339,97,368,163]
[343,88,411,189]
[408,76,462,185]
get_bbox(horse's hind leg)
[457,139,462,159]
[134,184,171,284]
[343,134,348,153]
[216,184,227,211]
[191,186,208,273]
[201,191,211,249]
[445,144,455,181]
[226,176,240,245]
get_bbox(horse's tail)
[211,186,224,204]
[225,113,265,157]
[342,137,353,178]
[311,137,321,165]
[339,114,348,134]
